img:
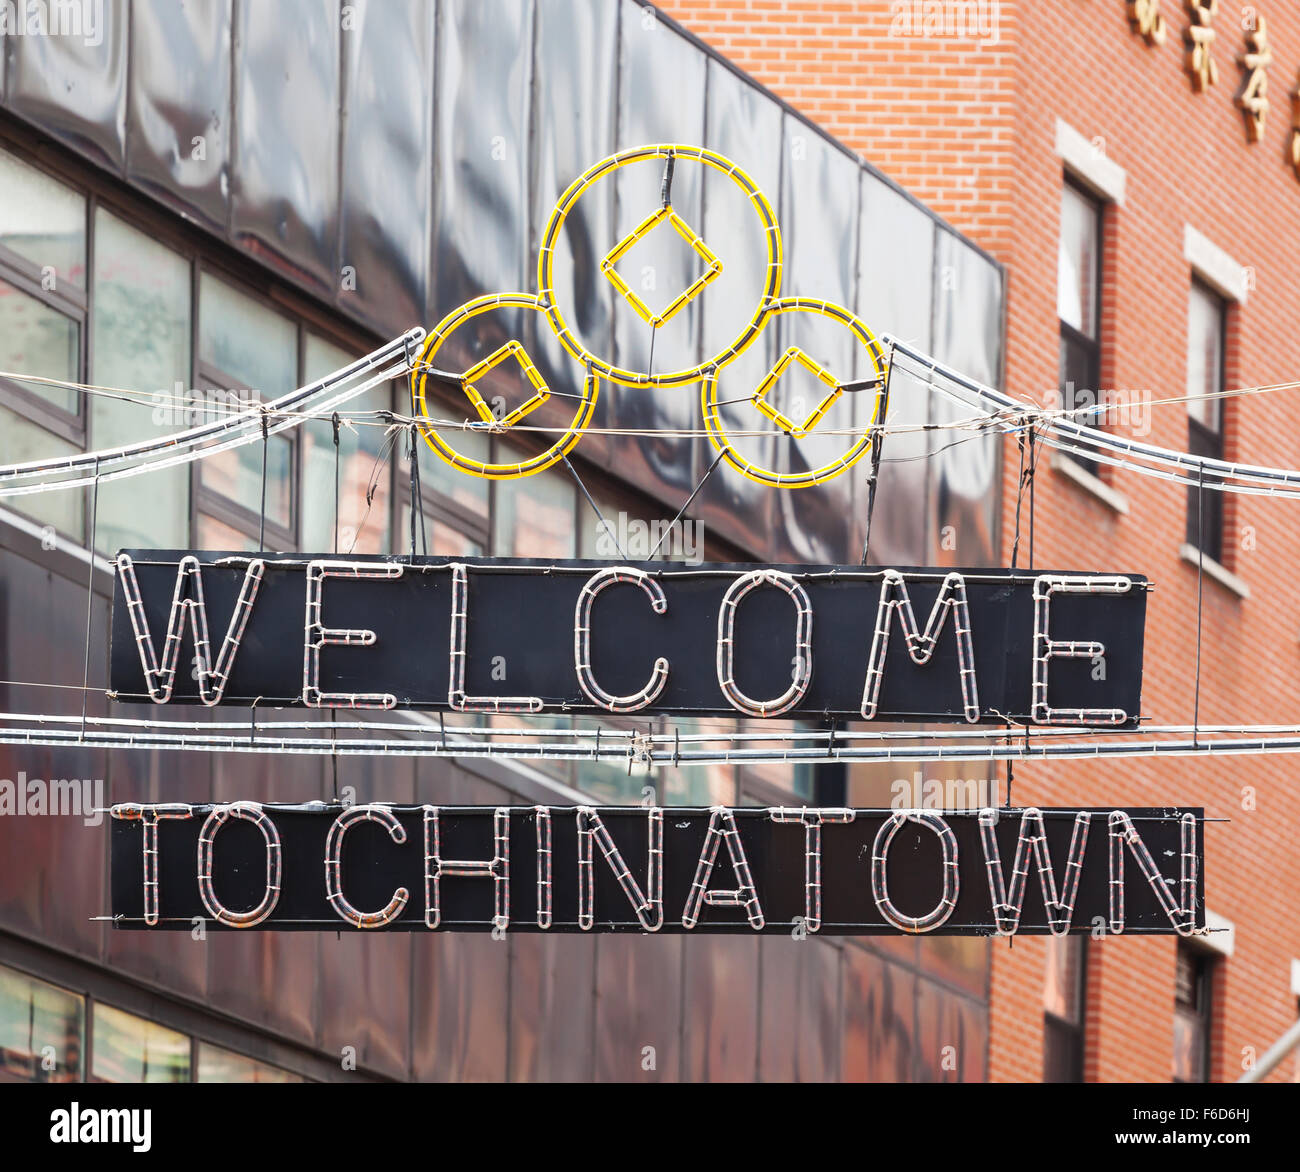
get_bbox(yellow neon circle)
[410,293,598,479]
[538,144,782,389]
[701,297,889,488]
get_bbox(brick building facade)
[661,0,1300,1082]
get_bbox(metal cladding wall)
[0,0,1004,1081]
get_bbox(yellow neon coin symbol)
[410,293,598,479]
[701,297,889,488]
[538,144,782,388]
[600,204,723,329]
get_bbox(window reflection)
[91,209,192,553]
[0,966,84,1082]
[301,336,393,554]
[197,1042,302,1083]
[91,1004,190,1083]
[0,148,86,288]
[0,275,80,414]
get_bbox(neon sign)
[109,553,1149,727]
[109,802,1204,936]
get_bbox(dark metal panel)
[0,554,108,959]
[693,57,781,558]
[431,0,534,314]
[339,0,434,337]
[594,934,683,1080]
[609,14,707,505]
[840,944,915,1081]
[126,0,233,234]
[203,747,325,1047]
[930,230,1004,567]
[758,937,841,1081]
[915,978,988,1082]
[767,118,861,564]
[230,0,340,295]
[528,0,619,474]
[508,932,596,1081]
[680,935,759,1080]
[412,933,509,1080]
[854,175,937,565]
[2,0,127,171]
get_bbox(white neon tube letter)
[196,802,282,928]
[111,802,195,927]
[325,805,410,928]
[448,564,544,713]
[871,811,960,933]
[682,807,765,929]
[716,570,813,718]
[769,807,855,933]
[576,806,664,931]
[303,560,404,709]
[1032,575,1132,725]
[117,554,265,705]
[574,568,670,712]
[423,805,511,931]
[861,570,979,723]
[978,807,1091,935]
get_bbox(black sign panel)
[109,803,1204,936]
[109,552,1148,725]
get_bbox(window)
[90,1003,191,1083]
[0,966,84,1082]
[301,334,393,555]
[91,208,193,555]
[0,147,87,538]
[1043,935,1085,1082]
[196,1042,302,1083]
[492,449,576,557]
[1057,181,1103,476]
[1185,281,1226,564]
[1173,944,1213,1082]
[399,426,489,557]
[195,273,298,549]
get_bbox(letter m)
[861,570,979,722]
[116,554,265,705]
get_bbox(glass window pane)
[492,459,575,557]
[398,501,484,558]
[195,513,261,552]
[1044,935,1083,1023]
[197,1042,302,1083]
[1187,283,1224,432]
[200,427,293,532]
[0,148,86,289]
[91,1004,190,1083]
[0,965,84,1082]
[0,408,84,537]
[0,275,79,413]
[91,209,192,553]
[198,272,297,398]
[301,336,392,554]
[1057,184,1099,337]
[419,425,491,518]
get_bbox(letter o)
[197,802,282,928]
[871,811,960,933]
[716,570,813,717]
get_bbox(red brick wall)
[665,0,1300,1083]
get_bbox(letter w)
[117,554,264,705]
[979,808,1092,934]
[861,570,979,722]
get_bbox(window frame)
[0,150,90,448]
[1185,279,1227,565]
[1173,942,1215,1083]
[1057,177,1104,478]
[1043,934,1087,1083]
